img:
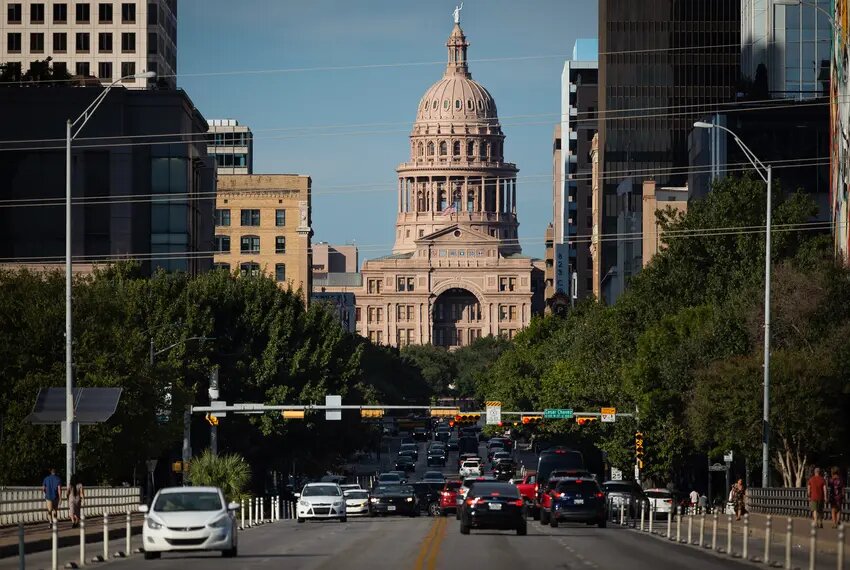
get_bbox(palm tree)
[188,450,251,501]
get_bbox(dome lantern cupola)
[446,24,470,78]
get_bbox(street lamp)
[149,336,214,366]
[694,120,773,488]
[64,70,156,485]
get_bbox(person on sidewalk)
[729,478,746,521]
[689,489,699,514]
[42,468,62,525]
[808,467,827,529]
[828,467,845,529]
[67,474,84,528]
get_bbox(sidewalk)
[0,514,144,559]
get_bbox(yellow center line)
[412,517,441,570]
[425,516,447,570]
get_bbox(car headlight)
[146,518,163,530]
[299,500,310,507]
[370,498,379,503]
[406,497,414,502]
[208,516,230,528]
[334,500,344,507]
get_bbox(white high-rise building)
[1,0,176,88]
[207,119,253,175]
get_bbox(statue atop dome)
[453,3,463,24]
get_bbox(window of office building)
[7,33,21,52]
[240,262,260,277]
[396,276,415,292]
[121,32,135,53]
[120,61,135,78]
[98,32,112,52]
[240,209,260,226]
[150,156,190,273]
[240,236,260,254]
[147,2,157,24]
[275,209,286,226]
[147,31,157,54]
[213,262,230,272]
[30,33,44,52]
[498,276,516,292]
[75,61,90,76]
[53,61,67,76]
[215,209,230,227]
[121,2,135,22]
[275,236,286,254]
[98,2,112,22]
[53,3,67,22]
[75,33,90,52]
[75,3,90,23]
[275,263,286,282]
[97,61,112,79]
[214,235,230,253]
[31,3,45,23]
[53,32,67,52]
[7,4,21,23]
[367,278,382,294]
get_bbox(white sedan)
[459,460,482,477]
[646,488,675,517]
[344,489,370,516]
[140,486,238,559]
[296,483,347,523]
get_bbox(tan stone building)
[213,174,312,301]
[354,20,544,348]
[641,180,688,266]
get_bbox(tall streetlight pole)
[65,71,156,485]
[694,121,772,488]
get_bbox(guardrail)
[0,486,141,526]
[747,488,850,521]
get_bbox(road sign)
[723,450,733,463]
[610,467,623,481]
[543,408,573,420]
[709,463,727,472]
[210,400,227,418]
[485,401,502,426]
[601,407,616,423]
[325,395,341,421]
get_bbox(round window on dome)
[443,100,449,110]
[455,100,461,110]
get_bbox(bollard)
[743,514,749,561]
[765,515,773,565]
[18,522,24,570]
[726,514,733,555]
[785,518,793,570]
[103,513,109,562]
[676,511,681,543]
[620,501,625,526]
[649,503,654,534]
[275,495,280,521]
[125,511,131,557]
[666,509,672,539]
[808,521,816,570]
[260,496,264,523]
[687,512,693,544]
[51,518,58,570]
[249,496,254,527]
[837,524,845,570]
[711,512,718,550]
[699,513,706,548]
[640,502,645,531]
[240,499,245,530]
[79,515,86,567]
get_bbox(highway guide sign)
[543,408,573,420]
[485,400,502,425]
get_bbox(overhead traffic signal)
[575,416,597,426]
[522,415,542,425]
[205,413,219,426]
[360,409,384,419]
[453,413,481,426]
[635,432,645,469]
[281,410,305,419]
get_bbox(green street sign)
[543,408,574,420]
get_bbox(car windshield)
[537,451,584,482]
[378,474,400,481]
[470,482,519,498]
[555,481,601,496]
[424,472,444,478]
[494,452,510,458]
[346,491,369,499]
[401,444,417,450]
[646,491,672,499]
[462,461,478,468]
[603,482,636,493]
[444,481,461,490]
[154,492,222,512]
[302,485,341,497]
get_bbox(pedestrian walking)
[729,478,746,521]
[689,489,699,514]
[808,467,827,529]
[42,467,62,525]
[67,474,84,528]
[828,467,845,529]
[698,493,708,514]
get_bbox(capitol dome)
[416,23,498,122]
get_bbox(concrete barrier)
[0,487,141,526]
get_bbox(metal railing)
[1,486,141,526]
[747,488,850,521]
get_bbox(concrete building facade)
[207,119,253,175]
[641,180,688,266]
[355,20,543,348]
[213,174,312,301]
[1,0,176,88]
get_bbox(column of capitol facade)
[354,17,544,348]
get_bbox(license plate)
[489,503,502,510]
[387,505,396,511]
[574,499,584,505]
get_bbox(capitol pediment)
[414,224,498,247]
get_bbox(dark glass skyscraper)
[597,0,740,302]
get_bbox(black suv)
[459,481,526,535]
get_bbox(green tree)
[188,451,251,501]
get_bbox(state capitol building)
[339,17,544,347]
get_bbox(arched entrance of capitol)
[432,288,483,348]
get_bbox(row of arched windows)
[415,139,501,160]
[421,98,491,113]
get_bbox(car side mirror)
[294,492,301,498]
[138,504,149,513]
[227,502,240,511]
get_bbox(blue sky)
[178,1,598,261]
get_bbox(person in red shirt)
[808,467,827,528]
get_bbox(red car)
[514,471,538,515]
[538,478,565,525]
[439,480,462,516]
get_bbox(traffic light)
[360,409,384,419]
[635,432,645,469]
[575,416,597,426]
[281,410,305,419]
[453,413,481,426]
[205,413,219,426]
[522,415,542,425]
